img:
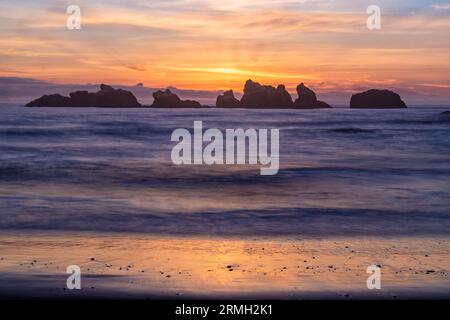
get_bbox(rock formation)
[239,80,293,108]
[311,100,332,109]
[151,89,201,108]
[25,94,71,108]
[95,84,141,107]
[293,83,331,109]
[274,85,295,108]
[25,84,141,108]
[217,80,331,109]
[216,90,240,108]
[350,89,407,109]
[69,90,97,107]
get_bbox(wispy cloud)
[431,4,450,10]
[160,66,317,80]
[0,1,449,104]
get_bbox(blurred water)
[0,106,449,237]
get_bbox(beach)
[0,232,449,299]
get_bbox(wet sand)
[0,232,449,299]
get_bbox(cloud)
[126,65,147,72]
[431,4,450,10]
[160,66,317,80]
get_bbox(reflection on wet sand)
[0,232,449,299]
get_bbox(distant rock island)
[350,89,407,109]
[216,90,240,108]
[26,84,141,108]
[216,80,331,109]
[239,80,293,108]
[151,89,202,108]
[294,83,331,109]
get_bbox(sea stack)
[25,84,141,108]
[293,83,331,109]
[239,80,293,108]
[216,90,240,108]
[350,89,407,109]
[217,80,331,109]
[151,89,201,108]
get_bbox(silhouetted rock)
[25,84,141,108]
[95,84,140,107]
[25,94,71,107]
[240,80,293,108]
[216,90,240,108]
[151,89,201,108]
[293,83,331,109]
[312,100,332,109]
[350,89,407,109]
[440,111,450,116]
[100,84,114,91]
[151,90,180,107]
[295,83,316,105]
[240,79,270,108]
[274,85,294,108]
[219,80,331,109]
[69,91,96,107]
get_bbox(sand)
[0,231,449,299]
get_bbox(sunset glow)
[1,0,450,104]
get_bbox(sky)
[1,0,450,105]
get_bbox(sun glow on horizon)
[0,0,450,103]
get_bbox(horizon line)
[1,76,450,106]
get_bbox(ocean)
[1,106,449,238]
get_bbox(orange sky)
[1,0,450,103]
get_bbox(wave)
[328,127,375,133]
[1,161,450,185]
[0,200,449,237]
[0,124,169,138]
